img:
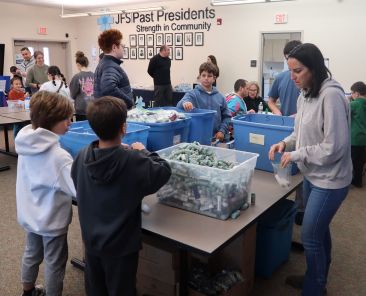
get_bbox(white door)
[14,40,69,81]
[261,32,302,99]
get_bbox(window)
[43,47,50,65]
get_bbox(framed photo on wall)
[156,33,164,46]
[195,32,204,46]
[138,34,145,46]
[123,47,129,59]
[156,47,160,55]
[175,33,183,46]
[130,48,137,59]
[169,47,173,60]
[147,34,154,47]
[129,34,137,47]
[184,32,193,46]
[138,47,145,59]
[175,47,183,60]
[147,47,154,59]
[165,33,173,46]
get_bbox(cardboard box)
[138,257,179,284]
[140,242,179,269]
[137,273,177,296]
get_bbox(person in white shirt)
[40,65,72,101]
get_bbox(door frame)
[259,30,303,97]
[12,38,72,81]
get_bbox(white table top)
[142,170,303,255]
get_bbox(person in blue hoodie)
[15,91,76,296]
[177,62,231,142]
[71,96,171,296]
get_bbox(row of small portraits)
[123,46,183,60]
[129,32,204,47]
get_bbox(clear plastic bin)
[7,100,24,109]
[156,143,258,220]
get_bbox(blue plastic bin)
[255,199,296,278]
[59,120,150,158]
[151,107,217,145]
[128,115,191,151]
[232,114,298,175]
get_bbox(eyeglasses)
[248,89,258,92]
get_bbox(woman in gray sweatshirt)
[269,43,352,296]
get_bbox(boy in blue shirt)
[177,62,231,142]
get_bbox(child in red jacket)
[8,76,28,101]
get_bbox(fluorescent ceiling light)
[89,10,122,16]
[60,12,90,18]
[60,5,165,18]
[124,6,165,13]
[211,0,295,5]
[211,0,265,5]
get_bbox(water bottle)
[24,96,31,110]
[258,102,263,114]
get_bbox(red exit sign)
[38,27,48,35]
[274,13,288,24]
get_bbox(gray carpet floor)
[0,130,365,296]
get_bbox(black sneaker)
[21,285,46,296]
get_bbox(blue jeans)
[301,178,349,296]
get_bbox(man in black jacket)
[147,45,173,106]
[71,96,171,296]
[94,29,133,109]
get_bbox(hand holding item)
[215,131,225,142]
[280,152,292,168]
[247,109,256,114]
[183,102,193,111]
[268,141,286,160]
[131,142,146,151]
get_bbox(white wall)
[0,2,78,80]
[1,0,365,94]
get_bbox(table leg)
[4,125,9,152]
[179,249,188,296]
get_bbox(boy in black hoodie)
[71,96,171,296]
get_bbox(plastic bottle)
[24,96,31,110]
[258,102,263,114]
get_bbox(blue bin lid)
[149,107,217,117]
[232,113,294,131]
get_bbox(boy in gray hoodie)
[15,91,76,296]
